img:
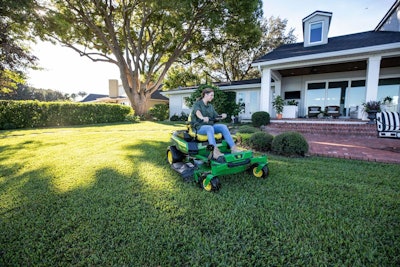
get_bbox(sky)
[26,0,396,96]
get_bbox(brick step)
[264,122,377,137]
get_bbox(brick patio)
[264,119,400,164]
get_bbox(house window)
[346,80,366,114]
[310,22,323,43]
[285,91,301,100]
[182,96,189,109]
[378,78,400,112]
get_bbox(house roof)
[253,31,400,63]
[151,89,169,100]
[81,94,108,102]
[81,89,168,103]
[165,78,262,93]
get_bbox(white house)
[164,1,400,121]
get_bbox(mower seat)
[187,117,222,142]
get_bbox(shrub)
[148,104,169,121]
[170,112,189,121]
[248,132,274,152]
[237,125,260,134]
[251,111,270,127]
[271,131,309,157]
[179,112,189,121]
[234,133,252,147]
[125,112,140,123]
[170,114,180,121]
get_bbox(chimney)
[109,79,118,98]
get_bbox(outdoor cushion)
[377,111,400,131]
[188,126,222,142]
[376,111,400,138]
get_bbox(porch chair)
[376,111,400,138]
[307,106,321,118]
[325,106,340,118]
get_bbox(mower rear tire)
[167,146,184,164]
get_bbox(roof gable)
[375,0,400,31]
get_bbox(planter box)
[282,105,298,119]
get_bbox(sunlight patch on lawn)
[136,161,177,192]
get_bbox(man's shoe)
[213,147,224,160]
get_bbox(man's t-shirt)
[190,100,218,130]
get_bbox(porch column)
[271,70,282,96]
[365,56,381,102]
[260,67,271,112]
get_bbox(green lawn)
[1,122,399,266]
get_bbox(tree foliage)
[0,0,38,93]
[35,0,263,115]
[185,84,242,118]
[165,16,296,84]
[162,66,200,90]
[0,84,70,101]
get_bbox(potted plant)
[362,100,381,124]
[382,96,393,112]
[383,96,393,104]
[283,99,299,118]
[272,95,284,119]
[286,99,298,106]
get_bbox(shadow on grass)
[1,158,198,265]
[1,138,219,266]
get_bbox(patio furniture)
[308,106,321,118]
[325,105,340,118]
[349,106,359,119]
[376,111,400,138]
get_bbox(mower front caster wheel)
[201,176,221,192]
[252,165,269,178]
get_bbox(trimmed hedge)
[251,111,270,127]
[271,131,309,157]
[248,132,274,152]
[0,100,132,129]
[237,125,260,134]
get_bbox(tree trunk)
[119,65,162,116]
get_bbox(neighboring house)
[164,1,400,121]
[81,79,169,111]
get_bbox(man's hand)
[221,113,227,119]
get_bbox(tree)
[0,84,69,101]
[35,0,263,116]
[0,0,38,93]
[78,91,87,99]
[201,16,296,81]
[185,84,242,119]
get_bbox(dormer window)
[310,22,323,43]
[302,11,332,47]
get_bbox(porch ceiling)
[278,56,400,77]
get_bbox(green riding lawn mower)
[166,120,269,192]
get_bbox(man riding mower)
[166,116,269,192]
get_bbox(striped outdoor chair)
[376,111,400,138]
